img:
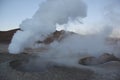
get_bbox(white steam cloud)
[9,0,87,54]
[8,0,120,67]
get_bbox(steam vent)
[1,0,120,80]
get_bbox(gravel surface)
[0,44,120,80]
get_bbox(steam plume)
[8,0,120,68]
[9,0,87,54]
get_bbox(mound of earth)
[35,30,76,45]
[79,53,120,65]
[0,28,20,43]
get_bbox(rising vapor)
[9,0,87,54]
[8,0,120,67]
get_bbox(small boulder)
[79,53,120,65]
[98,53,120,64]
[79,56,98,65]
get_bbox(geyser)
[8,0,120,69]
[9,0,87,54]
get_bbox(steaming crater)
[8,31,120,72]
[8,0,120,70]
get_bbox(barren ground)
[0,43,120,80]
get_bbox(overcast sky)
[0,0,114,31]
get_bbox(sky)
[0,0,111,31]
[0,0,45,31]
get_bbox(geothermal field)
[0,0,120,80]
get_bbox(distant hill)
[0,28,75,44]
[0,28,20,43]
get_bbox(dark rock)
[79,56,98,65]
[98,53,120,64]
[0,28,20,43]
[79,53,120,65]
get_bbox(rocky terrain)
[0,29,120,80]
